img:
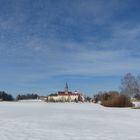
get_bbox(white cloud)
[0,0,140,86]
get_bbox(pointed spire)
[65,82,68,94]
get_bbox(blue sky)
[0,0,140,96]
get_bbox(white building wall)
[47,95,79,102]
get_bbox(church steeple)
[65,82,68,94]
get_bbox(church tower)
[65,82,68,94]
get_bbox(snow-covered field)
[0,101,140,140]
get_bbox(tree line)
[0,91,14,101]
[16,94,38,100]
[0,92,38,101]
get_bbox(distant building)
[47,83,84,102]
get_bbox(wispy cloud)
[0,0,140,94]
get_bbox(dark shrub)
[94,91,119,103]
[94,91,133,107]
[78,95,84,102]
[101,94,133,107]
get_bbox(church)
[46,83,84,102]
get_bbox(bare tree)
[120,73,137,97]
[136,75,140,94]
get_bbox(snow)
[0,101,140,140]
[133,101,140,108]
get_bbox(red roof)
[57,91,80,96]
